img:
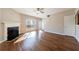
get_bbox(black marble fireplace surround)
[7,26,19,41]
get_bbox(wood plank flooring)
[0,30,79,51]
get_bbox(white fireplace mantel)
[1,21,20,42]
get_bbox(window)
[26,19,36,29]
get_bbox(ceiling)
[13,8,74,18]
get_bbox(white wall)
[76,25,79,41]
[43,15,64,34]
[64,15,75,37]
[43,9,75,35]
[2,8,20,22]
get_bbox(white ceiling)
[13,8,74,18]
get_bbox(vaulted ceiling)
[13,8,74,18]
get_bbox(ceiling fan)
[36,8,51,18]
[37,8,44,13]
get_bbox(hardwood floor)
[0,30,79,51]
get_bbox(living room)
[0,8,79,51]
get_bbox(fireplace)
[7,26,19,41]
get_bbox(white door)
[64,15,75,37]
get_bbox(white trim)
[44,30,64,35]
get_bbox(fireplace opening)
[7,26,19,41]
